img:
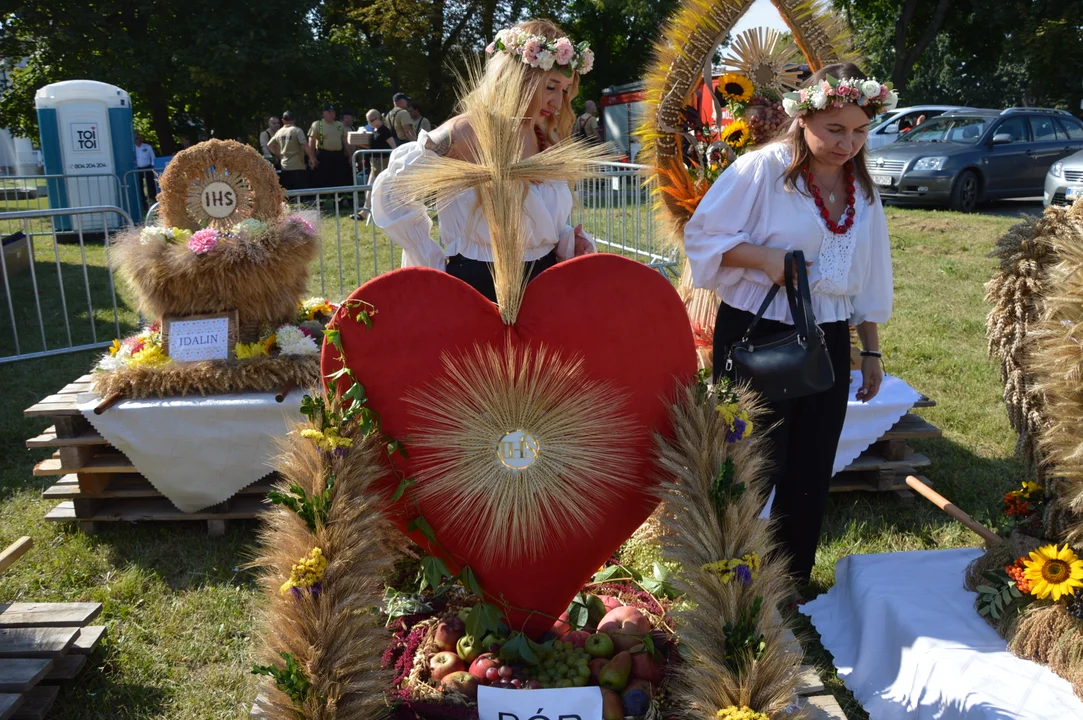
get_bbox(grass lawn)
[0,204,1023,718]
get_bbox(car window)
[869,111,900,131]
[1056,119,1083,140]
[899,116,986,144]
[1029,116,1061,142]
[994,117,1029,142]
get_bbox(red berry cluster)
[1005,557,1032,594]
[1003,492,1031,517]
[807,163,856,234]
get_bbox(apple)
[457,634,482,663]
[469,652,502,684]
[435,616,466,653]
[559,630,591,649]
[628,642,665,683]
[429,651,465,681]
[585,632,615,659]
[551,610,572,636]
[442,671,479,699]
[597,606,651,651]
[601,688,624,720]
[601,595,623,613]
[589,657,609,684]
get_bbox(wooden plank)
[0,628,78,658]
[802,694,848,720]
[22,395,81,417]
[796,665,825,696]
[46,495,268,523]
[0,603,101,629]
[56,382,93,395]
[57,445,95,472]
[12,684,58,720]
[52,416,91,440]
[33,454,136,477]
[42,654,84,682]
[25,427,108,448]
[0,539,32,576]
[840,452,931,473]
[43,475,276,500]
[0,659,51,693]
[877,414,942,441]
[71,626,105,655]
[0,694,21,720]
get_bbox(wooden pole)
[905,475,1002,546]
[275,380,295,404]
[93,392,123,415]
[0,536,33,575]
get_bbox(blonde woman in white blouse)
[372,19,595,302]
[684,63,896,592]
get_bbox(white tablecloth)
[801,548,1083,719]
[78,390,304,513]
[834,370,921,476]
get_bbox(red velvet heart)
[323,254,696,637]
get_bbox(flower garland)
[782,75,898,118]
[136,215,297,256]
[486,26,594,77]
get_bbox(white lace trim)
[798,178,861,296]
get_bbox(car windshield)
[898,116,987,144]
[869,111,899,131]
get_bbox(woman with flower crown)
[371,19,597,302]
[684,63,897,594]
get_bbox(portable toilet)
[34,80,141,232]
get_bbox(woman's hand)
[573,224,594,256]
[855,356,883,403]
[757,247,812,286]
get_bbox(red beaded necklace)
[806,162,856,234]
[534,125,548,153]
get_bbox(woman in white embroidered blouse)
[372,19,596,302]
[684,63,895,591]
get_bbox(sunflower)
[721,119,751,149]
[718,73,754,103]
[1022,544,1083,601]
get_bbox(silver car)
[1045,149,1083,207]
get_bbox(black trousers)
[712,300,851,586]
[137,168,156,211]
[279,169,309,191]
[314,150,350,188]
[445,250,559,303]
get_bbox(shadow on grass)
[48,658,172,720]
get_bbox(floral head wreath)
[485,26,595,77]
[782,76,899,118]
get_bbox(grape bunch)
[528,641,593,689]
[745,96,789,145]
[485,663,531,689]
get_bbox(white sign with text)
[167,316,231,361]
[478,686,602,720]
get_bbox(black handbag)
[724,250,835,401]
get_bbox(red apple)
[442,671,479,699]
[601,595,623,613]
[551,610,572,636]
[629,643,665,683]
[560,629,591,649]
[601,688,624,720]
[434,616,466,653]
[429,651,465,681]
[589,657,609,684]
[468,652,502,685]
[597,606,651,651]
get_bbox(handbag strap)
[785,249,818,340]
[739,284,781,341]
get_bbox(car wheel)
[950,170,979,213]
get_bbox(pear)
[599,650,632,692]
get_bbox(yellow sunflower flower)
[718,73,755,103]
[722,119,751,149]
[1022,544,1083,601]
[127,344,171,369]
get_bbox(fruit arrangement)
[385,584,677,720]
[744,95,789,145]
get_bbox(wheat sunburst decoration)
[720,27,802,94]
[404,342,638,563]
[185,166,254,231]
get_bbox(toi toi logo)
[70,124,99,152]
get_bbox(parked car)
[865,105,962,150]
[1045,149,1083,207]
[865,108,1083,212]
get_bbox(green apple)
[456,634,482,663]
[585,632,615,659]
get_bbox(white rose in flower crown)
[579,48,594,74]
[861,80,881,98]
[883,90,899,111]
[536,50,555,71]
[782,96,801,116]
[810,91,828,110]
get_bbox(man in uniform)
[306,104,350,188]
[575,100,602,144]
[407,101,431,136]
[386,92,414,144]
[269,111,309,191]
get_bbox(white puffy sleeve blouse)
[683,143,893,326]
[371,129,593,269]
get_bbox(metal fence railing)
[1,161,672,363]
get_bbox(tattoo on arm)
[424,126,453,156]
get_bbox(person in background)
[259,115,282,169]
[575,100,602,143]
[341,109,360,183]
[354,109,397,222]
[134,132,157,211]
[898,118,913,134]
[914,113,927,127]
[408,102,432,135]
[387,92,415,144]
[307,104,351,188]
[269,111,309,191]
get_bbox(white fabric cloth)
[801,549,1083,720]
[683,143,893,326]
[371,129,593,269]
[78,390,303,513]
[833,370,921,475]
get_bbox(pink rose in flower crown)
[188,228,219,255]
[522,37,543,64]
[485,41,496,54]
[554,37,575,66]
[579,48,594,74]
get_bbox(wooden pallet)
[831,397,942,501]
[0,538,105,719]
[25,376,269,536]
